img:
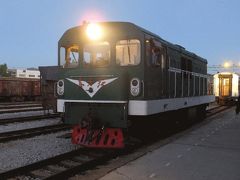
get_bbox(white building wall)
[16,69,40,79]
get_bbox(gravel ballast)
[0,131,78,173]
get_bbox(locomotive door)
[145,36,167,98]
[219,75,232,97]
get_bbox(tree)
[0,64,9,77]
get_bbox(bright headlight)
[86,23,102,40]
[57,80,64,95]
[130,78,140,96]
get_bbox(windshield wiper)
[71,52,77,62]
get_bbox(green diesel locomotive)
[53,22,214,148]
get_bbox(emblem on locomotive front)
[66,77,118,98]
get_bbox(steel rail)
[0,101,41,106]
[0,107,44,114]
[0,104,42,109]
[0,114,60,125]
[0,124,71,143]
[206,105,232,117]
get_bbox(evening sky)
[0,0,239,73]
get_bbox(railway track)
[0,105,232,179]
[0,124,71,143]
[0,101,41,106]
[0,103,42,110]
[0,143,138,180]
[0,113,60,125]
[206,104,233,117]
[0,107,44,114]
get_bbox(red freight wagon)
[0,77,41,101]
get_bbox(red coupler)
[72,125,124,148]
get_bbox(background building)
[8,68,40,79]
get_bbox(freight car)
[213,72,240,104]
[43,22,214,148]
[0,77,41,102]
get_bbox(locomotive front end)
[57,22,143,148]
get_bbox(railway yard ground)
[0,103,73,172]
[0,102,239,179]
[98,106,240,180]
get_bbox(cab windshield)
[59,39,141,68]
[83,42,110,67]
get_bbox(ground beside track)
[68,107,240,180]
[98,107,240,180]
[0,103,229,178]
[0,117,61,133]
[0,130,76,172]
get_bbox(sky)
[0,0,240,73]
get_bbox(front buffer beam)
[72,125,124,148]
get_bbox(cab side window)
[116,39,141,66]
[148,39,166,68]
[59,45,79,68]
[66,45,79,67]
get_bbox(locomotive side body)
[56,22,215,148]
[213,72,240,104]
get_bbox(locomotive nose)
[65,72,128,101]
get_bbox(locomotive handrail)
[168,67,208,78]
[168,66,208,97]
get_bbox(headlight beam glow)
[86,23,102,40]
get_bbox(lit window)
[83,42,110,67]
[116,39,141,66]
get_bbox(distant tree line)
[0,64,10,77]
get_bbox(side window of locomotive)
[60,45,79,68]
[181,57,192,72]
[148,39,166,67]
[151,48,161,66]
[59,47,66,66]
[181,57,192,78]
[83,42,110,67]
[116,39,141,66]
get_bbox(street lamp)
[223,61,231,68]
